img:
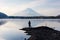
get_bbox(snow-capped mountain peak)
[14,8,42,16]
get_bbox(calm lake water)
[0,19,60,40]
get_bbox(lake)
[0,19,60,40]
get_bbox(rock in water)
[21,26,60,40]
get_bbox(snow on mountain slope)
[13,8,42,16]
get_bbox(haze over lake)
[0,19,60,40]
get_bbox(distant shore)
[0,16,60,19]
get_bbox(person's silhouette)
[28,21,31,28]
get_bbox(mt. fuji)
[13,8,42,16]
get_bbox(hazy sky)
[0,0,60,40]
[0,0,60,16]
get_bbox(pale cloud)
[0,38,6,40]
[35,8,60,16]
[0,0,39,15]
[33,0,60,16]
[0,0,60,16]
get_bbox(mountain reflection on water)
[0,19,60,27]
[0,19,60,40]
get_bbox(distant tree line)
[7,16,60,19]
[0,15,60,19]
